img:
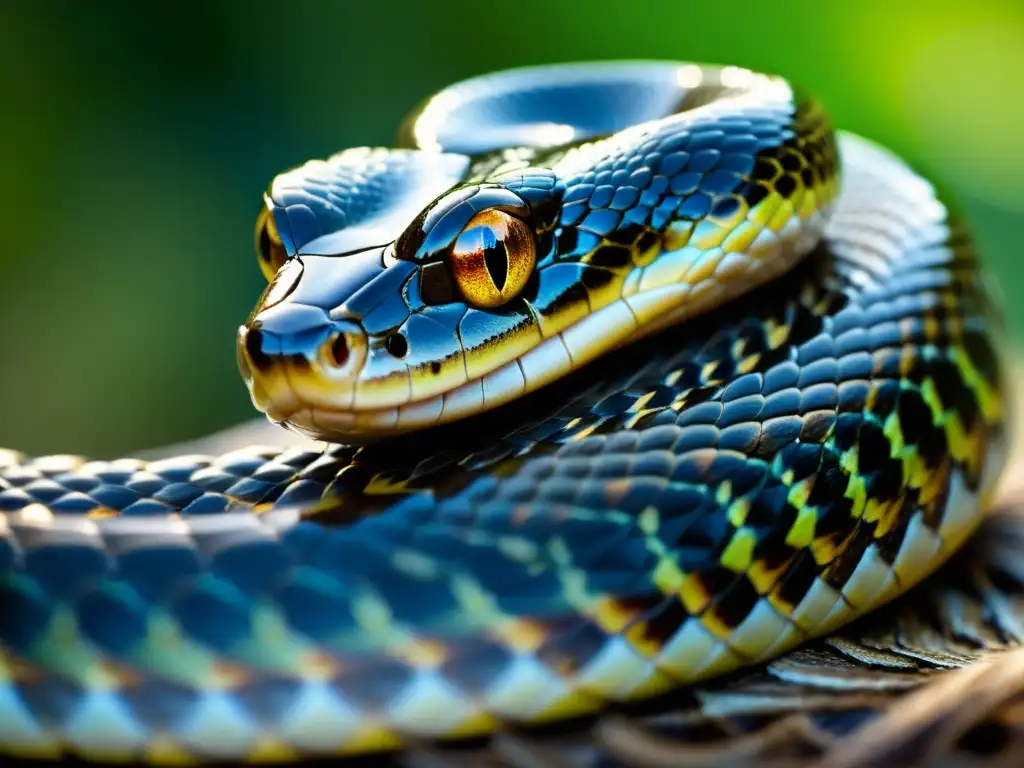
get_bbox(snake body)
[0,63,1007,763]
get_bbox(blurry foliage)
[0,0,1021,456]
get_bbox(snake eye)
[255,206,289,282]
[450,210,535,308]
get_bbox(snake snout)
[246,305,363,366]
[238,303,368,421]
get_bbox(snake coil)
[0,62,1007,764]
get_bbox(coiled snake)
[0,62,1008,764]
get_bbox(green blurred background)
[0,0,1021,457]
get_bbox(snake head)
[238,146,565,441]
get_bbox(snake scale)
[0,62,1008,764]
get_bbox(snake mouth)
[239,299,646,441]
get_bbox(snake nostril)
[245,328,272,372]
[385,333,408,358]
[328,333,350,368]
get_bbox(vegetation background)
[1,0,1021,456]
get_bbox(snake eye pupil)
[450,210,535,309]
[482,236,509,292]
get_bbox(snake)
[0,62,1008,764]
